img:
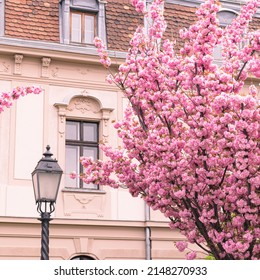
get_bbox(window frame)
[65,119,100,189]
[70,10,97,45]
[59,0,107,46]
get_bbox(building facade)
[0,0,259,259]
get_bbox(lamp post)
[31,145,63,260]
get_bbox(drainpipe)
[145,204,152,260]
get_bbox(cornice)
[0,37,126,64]
[0,216,170,228]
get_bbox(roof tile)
[5,0,59,42]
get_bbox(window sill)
[62,187,106,194]
[69,41,95,47]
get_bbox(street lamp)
[32,145,63,260]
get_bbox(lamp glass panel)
[38,172,61,202]
[32,172,39,201]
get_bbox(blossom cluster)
[0,86,42,113]
[93,37,111,68]
[131,0,146,13]
[86,0,260,260]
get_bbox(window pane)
[65,145,79,187]
[218,11,237,27]
[83,146,98,160]
[66,121,80,140]
[84,15,95,44]
[83,147,98,189]
[71,13,82,42]
[83,123,98,142]
[213,44,223,64]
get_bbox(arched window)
[71,255,96,260]
[213,10,238,64]
[217,10,238,27]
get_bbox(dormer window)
[60,0,107,46]
[213,9,238,64]
[217,10,238,27]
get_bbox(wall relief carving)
[14,54,23,75]
[0,61,10,73]
[66,97,100,114]
[63,192,105,218]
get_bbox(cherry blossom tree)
[78,0,260,259]
[0,86,42,114]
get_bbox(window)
[65,120,99,189]
[71,255,95,260]
[217,10,237,27]
[213,10,238,64]
[60,0,107,46]
[70,11,97,44]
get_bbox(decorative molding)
[14,54,23,75]
[101,108,113,143]
[66,97,100,114]
[77,67,90,76]
[0,61,10,73]
[63,193,105,217]
[41,57,51,78]
[56,104,67,139]
[51,66,59,77]
[81,89,89,96]
[74,195,95,207]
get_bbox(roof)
[164,3,197,51]
[5,0,60,42]
[3,0,260,53]
[106,0,143,52]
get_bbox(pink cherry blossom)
[85,0,260,260]
[186,251,197,260]
[175,241,188,252]
[0,86,42,113]
[70,171,77,180]
[93,37,111,68]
